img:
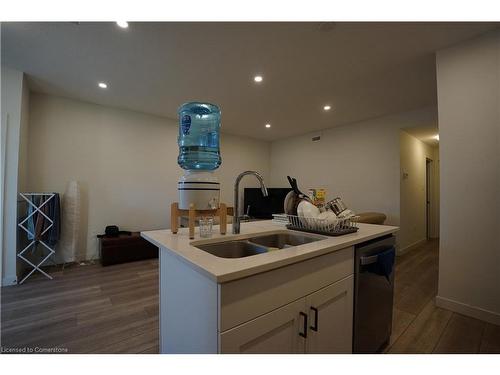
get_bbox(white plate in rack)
[297,200,320,227]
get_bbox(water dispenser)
[177,102,222,210]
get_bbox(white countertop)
[141,220,398,283]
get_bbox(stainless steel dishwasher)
[353,235,396,353]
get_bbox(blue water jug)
[177,102,222,171]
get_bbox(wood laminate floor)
[386,239,500,354]
[1,259,159,354]
[1,240,499,354]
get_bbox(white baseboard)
[397,238,427,256]
[436,295,500,326]
[1,275,18,287]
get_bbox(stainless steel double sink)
[193,231,324,259]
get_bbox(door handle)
[299,312,308,338]
[310,306,318,331]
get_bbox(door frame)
[425,158,432,239]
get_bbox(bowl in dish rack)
[317,210,339,226]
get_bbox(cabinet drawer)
[218,246,353,332]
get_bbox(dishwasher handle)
[359,246,396,284]
[360,254,378,265]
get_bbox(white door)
[305,275,354,354]
[220,298,307,354]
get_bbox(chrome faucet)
[233,171,268,234]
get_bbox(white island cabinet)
[220,273,353,354]
[141,220,398,354]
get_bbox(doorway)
[399,129,440,252]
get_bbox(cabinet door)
[305,275,354,354]
[220,298,307,354]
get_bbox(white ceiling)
[2,22,497,141]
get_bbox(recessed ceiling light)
[254,75,263,83]
[265,123,271,128]
[98,82,108,89]
[434,134,440,141]
[116,21,129,29]
[323,105,331,111]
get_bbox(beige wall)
[436,30,500,324]
[1,66,29,285]
[399,131,439,252]
[269,106,437,250]
[27,94,271,260]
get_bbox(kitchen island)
[142,220,398,354]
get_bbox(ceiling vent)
[312,135,321,142]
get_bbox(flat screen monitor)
[243,187,292,219]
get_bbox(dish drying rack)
[273,213,359,236]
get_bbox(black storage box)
[98,232,158,266]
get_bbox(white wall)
[18,77,30,195]
[436,30,500,324]
[270,106,437,250]
[27,94,271,260]
[431,146,440,240]
[0,97,5,284]
[1,66,29,285]
[399,131,439,252]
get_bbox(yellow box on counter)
[308,188,326,205]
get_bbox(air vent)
[312,135,321,142]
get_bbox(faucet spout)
[233,171,268,234]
